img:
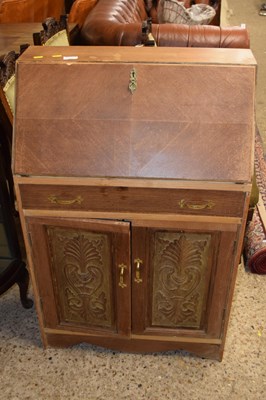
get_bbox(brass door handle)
[48,195,83,205]
[118,263,127,289]
[134,258,143,284]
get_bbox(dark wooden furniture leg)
[0,127,33,308]
[0,259,33,308]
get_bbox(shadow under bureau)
[13,46,256,360]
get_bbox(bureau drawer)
[19,184,245,217]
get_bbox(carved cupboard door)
[27,217,131,337]
[131,221,238,340]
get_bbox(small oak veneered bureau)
[13,46,256,360]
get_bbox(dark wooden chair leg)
[16,261,33,309]
[0,259,33,308]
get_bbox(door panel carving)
[47,227,114,328]
[152,232,211,329]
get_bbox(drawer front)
[19,184,245,217]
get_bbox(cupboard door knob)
[118,263,127,289]
[134,258,143,284]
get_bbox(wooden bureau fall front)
[13,46,256,360]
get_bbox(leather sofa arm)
[81,21,144,46]
[153,24,250,48]
[68,0,98,27]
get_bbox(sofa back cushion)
[80,0,149,45]
[90,0,148,24]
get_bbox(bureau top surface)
[13,47,256,183]
[15,46,257,66]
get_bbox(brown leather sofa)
[0,0,65,23]
[80,0,249,48]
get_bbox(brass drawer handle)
[134,258,143,284]
[48,195,84,205]
[118,263,127,289]
[179,199,215,210]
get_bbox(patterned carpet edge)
[243,129,266,273]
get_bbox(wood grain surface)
[14,46,256,183]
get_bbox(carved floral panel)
[47,226,114,329]
[152,232,211,329]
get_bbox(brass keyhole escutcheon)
[128,68,137,94]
